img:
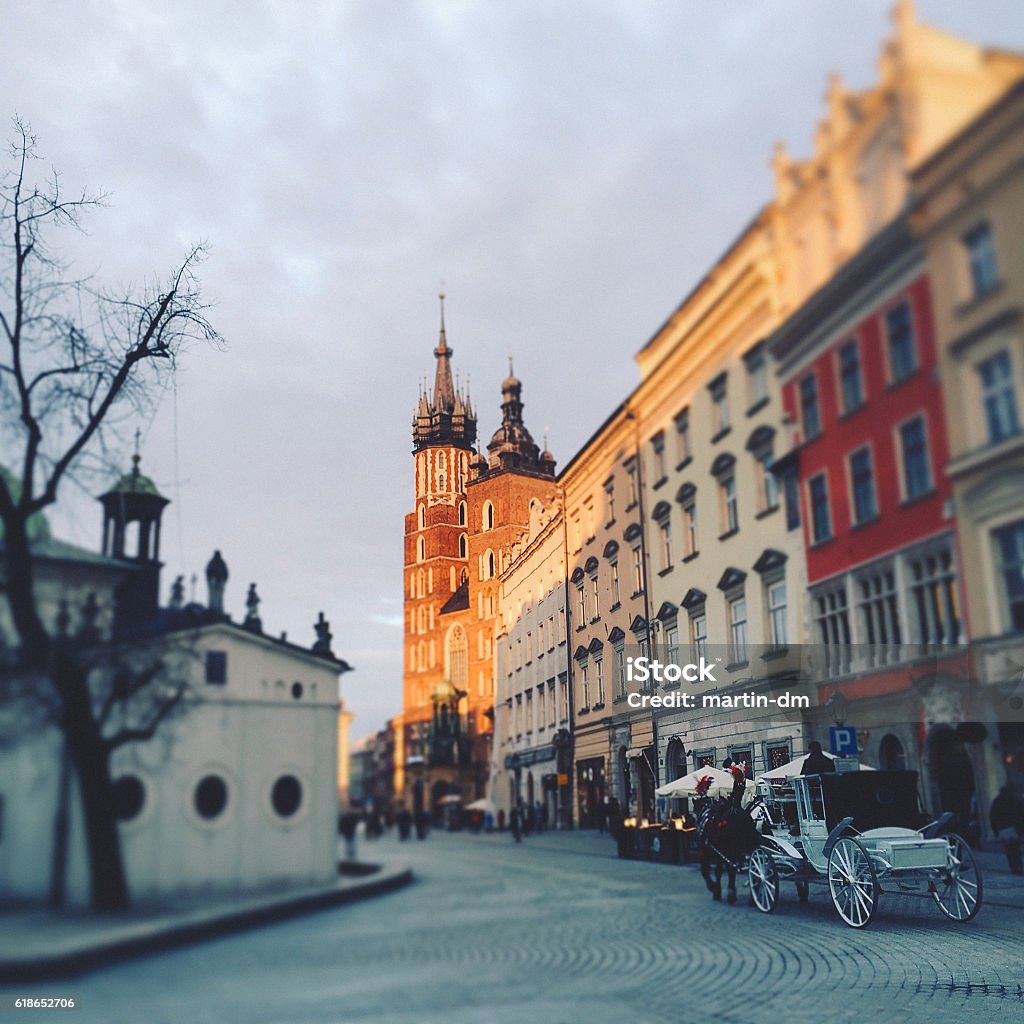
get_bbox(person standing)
[801,741,835,775]
[510,804,522,843]
[990,785,1024,875]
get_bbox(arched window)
[416,569,425,599]
[417,536,426,562]
[458,501,467,526]
[447,624,469,691]
[418,505,426,530]
[459,534,468,558]
[487,550,496,579]
[483,501,495,531]
[449,566,457,592]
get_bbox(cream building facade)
[492,497,571,827]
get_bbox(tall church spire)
[433,292,456,412]
[412,293,477,452]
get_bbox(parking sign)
[829,726,858,757]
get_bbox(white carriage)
[747,769,982,928]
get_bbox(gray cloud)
[4,1,1022,737]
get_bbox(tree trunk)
[48,740,71,909]
[2,513,51,670]
[54,646,130,912]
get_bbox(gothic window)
[459,534,468,558]
[418,505,426,530]
[447,624,468,692]
[459,501,467,526]
[417,536,426,562]
[483,501,495,531]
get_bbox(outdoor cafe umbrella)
[756,753,876,781]
[656,766,735,799]
[465,798,495,814]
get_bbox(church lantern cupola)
[484,358,553,477]
[99,445,170,631]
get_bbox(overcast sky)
[4,1,1022,738]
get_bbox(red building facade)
[770,218,974,824]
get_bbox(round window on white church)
[112,775,145,822]
[194,774,228,820]
[272,775,303,818]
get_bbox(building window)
[651,432,666,483]
[538,685,546,727]
[709,374,730,437]
[595,658,605,705]
[996,522,1024,632]
[675,408,691,465]
[850,447,877,524]
[549,679,557,726]
[585,502,595,541]
[194,775,229,820]
[814,585,851,673]
[112,775,146,822]
[580,662,590,710]
[610,559,620,606]
[548,615,556,650]
[625,460,639,508]
[899,416,932,500]
[754,450,778,513]
[631,545,643,594]
[719,475,738,535]
[559,675,568,720]
[417,536,426,562]
[767,579,787,648]
[458,534,467,558]
[604,478,616,525]
[458,501,467,526]
[418,505,426,530]
[886,300,917,383]
[614,644,627,697]
[271,775,303,818]
[205,651,227,686]
[658,518,673,570]
[665,621,679,663]
[839,339,863,413]
[576,583,586,627]
[800,373,820,439]
[526,690,533,732]
[590,573,600,620]
[978,351,1019,445]
[782,468,800,532]
[907,544,961,644]
[809,473,831,544]
[746,345,768,408]
[728,595,748,664]
[691,611,708,661]
[482,501,494,531]
[964,221,998,298]
[857,567,901,648]
[682,495,697,557]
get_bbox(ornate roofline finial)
[132,427,142,472]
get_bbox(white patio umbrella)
[756,753,876,781]
[656,765,735,799]
[465,798,495,813]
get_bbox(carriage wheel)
[931,833,983,922]
[748,847,779,913]
[828,836,878,929]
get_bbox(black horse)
[697,780,761,903]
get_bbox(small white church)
[0,458,352,907]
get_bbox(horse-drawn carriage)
[746,769,982,928]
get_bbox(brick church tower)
[397,299,557,816]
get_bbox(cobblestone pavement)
[5,830,1022,1024]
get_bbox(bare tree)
[0,116,222,910]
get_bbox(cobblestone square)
[12,831,1021,1024]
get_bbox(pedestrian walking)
[510,805,522,843]
[397,807,412,841]
[990,785,1024,875]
